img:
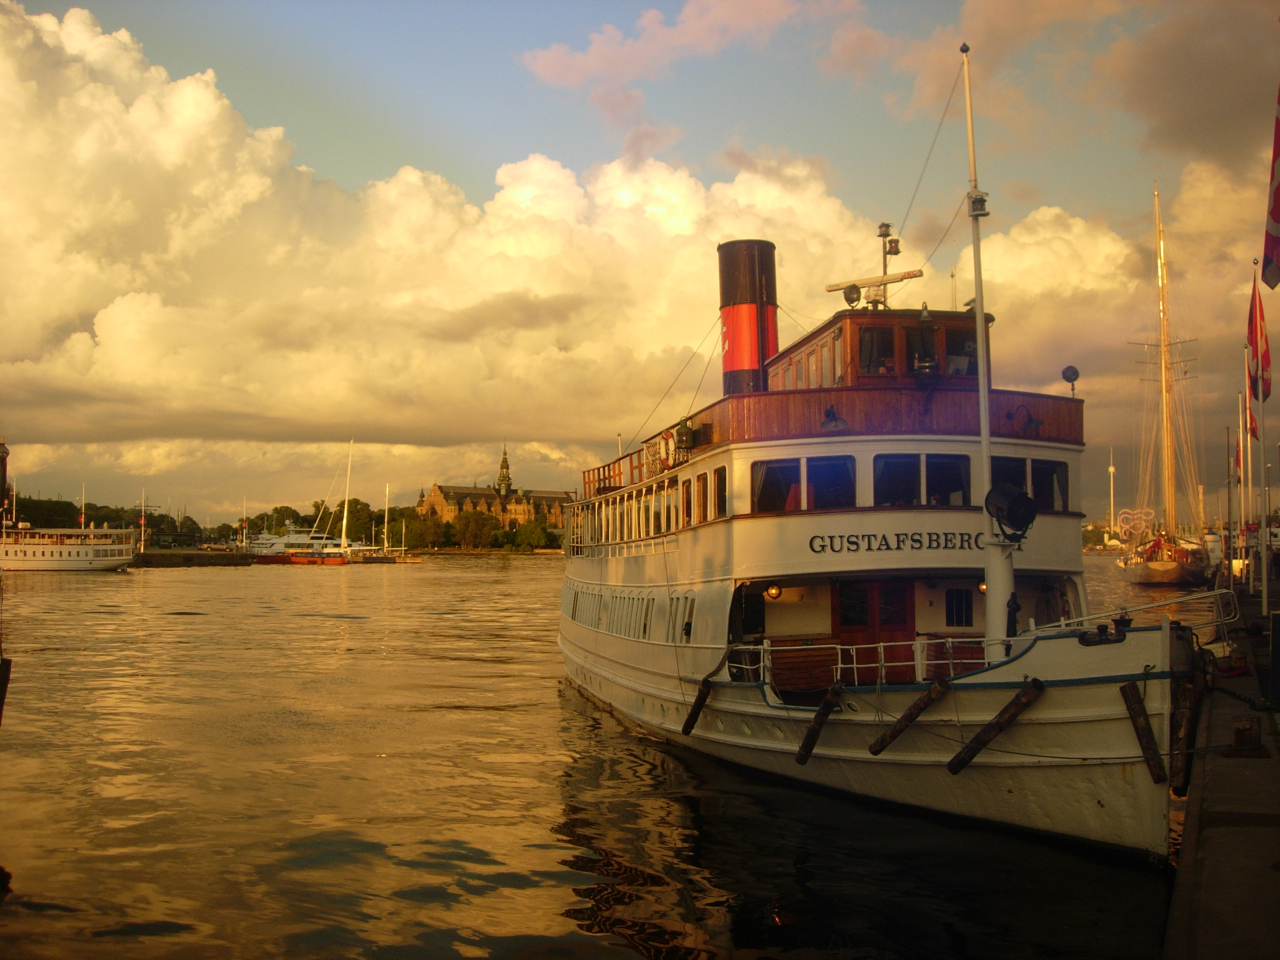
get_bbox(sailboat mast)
[384,483,390,553]
[1154,186,1177,536]
[340,440,353,551]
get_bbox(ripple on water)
[0,558,1170,958]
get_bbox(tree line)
[7,491,559,551]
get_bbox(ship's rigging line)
[622,313,721,455]
[686,333,722,416]
[886,193,966,305]
[897,61,963,243]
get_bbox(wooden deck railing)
[582,385,1082,498]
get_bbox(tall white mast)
[384,483,390,553]
[1108,448,1116,541]
[340,440,353,551]
[1154,186,1176,539]
[960,44,1008,640]
[80,482,85,530]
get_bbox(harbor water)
[0,554,1174,958]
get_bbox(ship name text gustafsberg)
[808,531,987,554]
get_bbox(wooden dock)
[1163,593,1279,959]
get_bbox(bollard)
[868,681,949,756]
[947,679,1044,775]
[795,686,842,765]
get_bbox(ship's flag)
[1249,274,1271,401]
[1267,72,1280,288]
[1250,402,1260,440]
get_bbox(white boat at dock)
[558,47,1225,858]
[1,525,136,571]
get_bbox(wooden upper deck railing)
[582,384,1082,498]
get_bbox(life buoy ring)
[659,430,676,470]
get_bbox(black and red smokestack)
[717,239,778,395]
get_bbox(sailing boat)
[1118,186,1211,585]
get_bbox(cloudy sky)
[2,0,1278,524]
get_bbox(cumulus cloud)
[1,2,1273,523]
[1095,0,1280,173]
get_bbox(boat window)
[682,479,692,527]
[991,456,1028,492]
[750,459,802,513]
[783,366,792,390]
[945,327,978,375]
[926,455,971,506]
[906,327,938,373]
[880,584,911,625]
[807,456,856,510]
[808,351,818,388]
[625,494,633,540]
[838,583,869,626]
[1031,459,1069,512]
[643,487,652,537]
[713,466,728,518]
[794,357,805,388]
[667,478,678,530]
[820,341,833,387]
[859,327,895,375]
[873,454,921,507]
[652,488,663,535]
[696,473,708,523]
[946,588,974,627]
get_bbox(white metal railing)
[1054,588,1237,641]
[725,636,993,690]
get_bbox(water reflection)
[554,685,1170,960]
[0,559,1171,959]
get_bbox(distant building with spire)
[416,446,575,529]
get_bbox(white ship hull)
[1,528,136,571]
[560,618,1176,856]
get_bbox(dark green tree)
[454,510,500,549]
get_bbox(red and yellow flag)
[1248,274,1271,402]
[1266,72,1280,288]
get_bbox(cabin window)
[880,584,911,626]
[642,486,652,537]
[807,456,857,510]
[794,357,805,388]
[1031,459,1069,512]
[873,454,921,507]
[945,588,974,627]
[926,455,971,506]
[945,327,978,375]
[859,327,896,375]
[713,466,728,518]
[838,583,870,626]
[783,366,793,390]
[696,473,709,523]
[751,459,802,513]
[808,351,818,389]
[682,479,692,527]
[906,327,938,373]
[820,342,833,387]
[667,478,678,530]
[653,488,663,535]
[991,456,1028,492]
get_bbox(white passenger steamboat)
[558,48,1226,858]
[0,440,136,571]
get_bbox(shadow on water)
[553,683,1172,960]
